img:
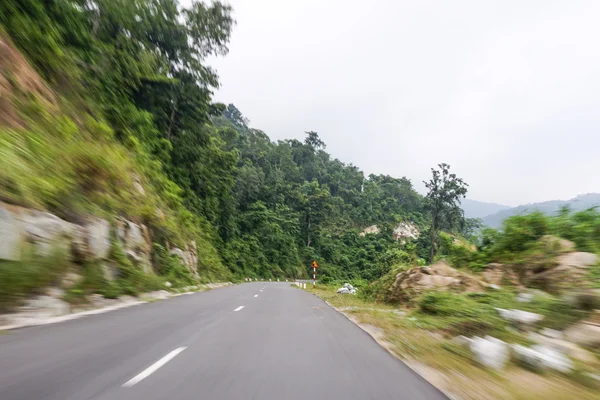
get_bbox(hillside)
[481,193,600,228]
[0,0,434,308]
[460,199,510,219]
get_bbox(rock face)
[116,218,152,273]
[393,222,419,241]
[482,263,521,287]
[0,202,157,278]
[0,202,75,260]
[72,218,111,262]
[387,261,481,303]
[169,240,199,276]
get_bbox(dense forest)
[0,0,504,288]
[0,0,437,283]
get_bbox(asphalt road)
[0,283,446,400]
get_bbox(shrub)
[417,291,507,337]
[99,282,122,299]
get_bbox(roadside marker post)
[311,260,318,288]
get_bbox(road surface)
[0,283,446,400]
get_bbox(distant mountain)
[460,199,511,219]
[480,193,600,228]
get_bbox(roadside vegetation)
[307,284,600,400]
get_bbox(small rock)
[540,328,563,340]
[496,308,544,329]
[165,281,172,288]
[337,287,351,294]
[517,293,534,303]
[513,344,573,373]
[470,336,509,370]
[488,284,501,290]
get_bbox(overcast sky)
[196,0,599,206]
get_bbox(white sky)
[193,0,600,206]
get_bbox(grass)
[305,284,600,400]
[0,242,71,311]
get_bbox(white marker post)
[311,260,318,288]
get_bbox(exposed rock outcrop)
[526,251,598,293]
[72,218,111,262]
[0,202,74,260]
[387,261,482,303]
[393,222,420,241]
[169,240,199,277]
[482,263,521,287]
[0,202,170,277]
[480,248,597,293]
[359,225,380,236]
[116,218,152,273]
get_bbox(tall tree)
[424,163,468,261]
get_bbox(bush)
[417,291,507,337]
[99,282,122,299]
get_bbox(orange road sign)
[312,260,318,268]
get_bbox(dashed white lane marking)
[254,294,258,298]
[122,347,187,387]
[260,290,263,292]
[234,306,245,312]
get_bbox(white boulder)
[495,308,543,329]
[512,344,573,373]
[470,336,509,370]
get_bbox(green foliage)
[415,289,589,336]
[0,243,71,311]
[152,244,194,287]
[424,163,468,262]
[417,291,507,337]
[1,0,432,288]
[443,209,600,279]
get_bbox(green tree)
[424,163,468,261]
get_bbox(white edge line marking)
[234,306,245,312]
[122,347,187,387]
[254,294,258,297]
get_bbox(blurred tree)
[424,163,468,261]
